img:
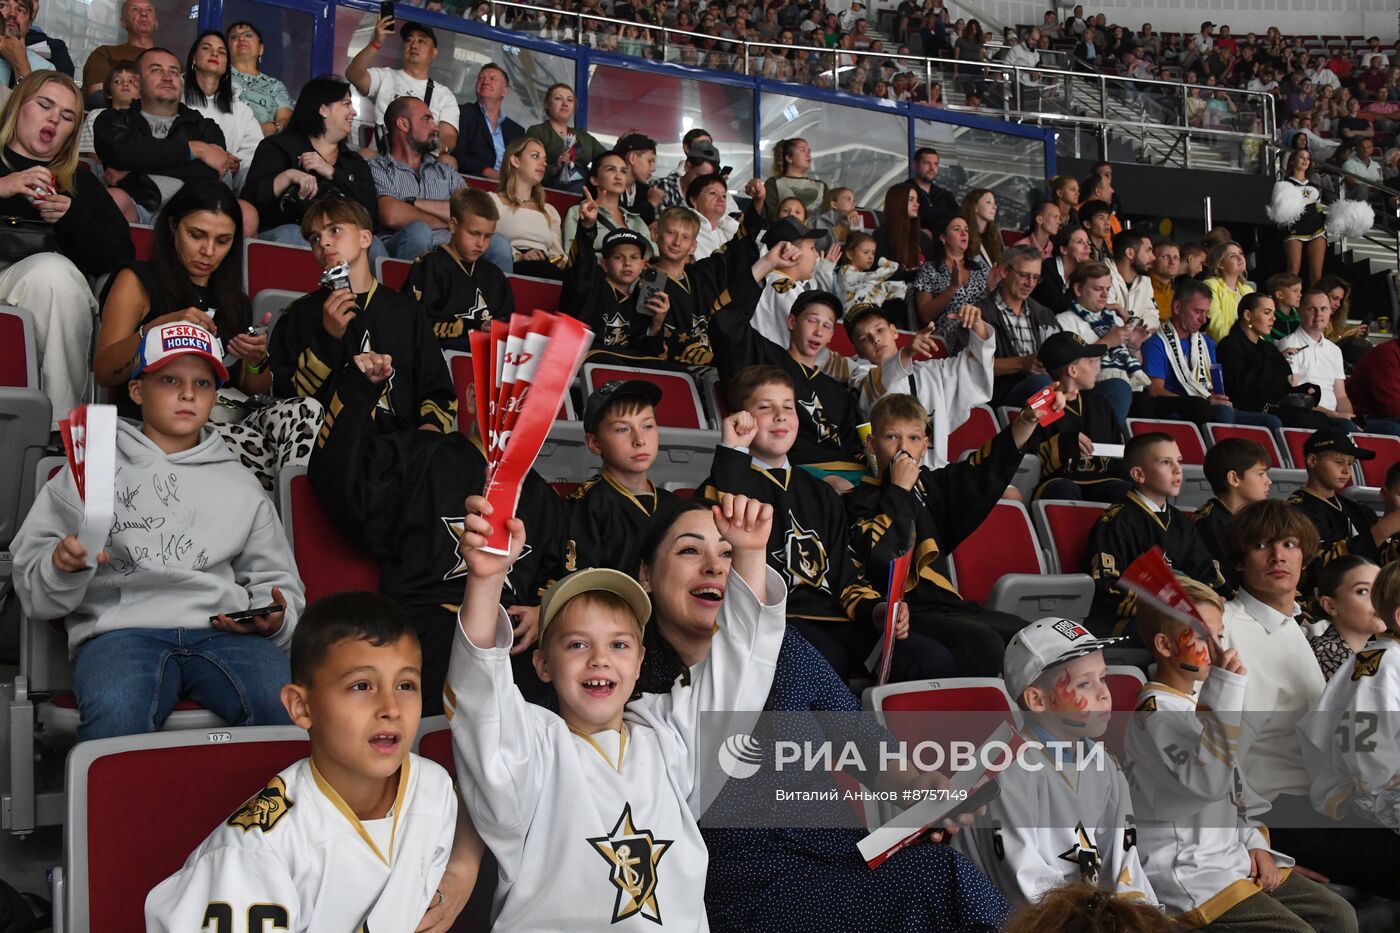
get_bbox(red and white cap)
[133,322,229,386]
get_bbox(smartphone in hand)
[637,265,666,309]
[380,0,396,30]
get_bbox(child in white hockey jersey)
[1300,560,1400,832]
[447,493,785,931]
[146,591,474,932]
[1127,577,1357,931]
[953,617,1157,910]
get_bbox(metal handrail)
[486,0,1277,173]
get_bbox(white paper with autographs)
[77,405,116,564]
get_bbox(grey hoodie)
[13,420,305,655]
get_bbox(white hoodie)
[12,420,304,654]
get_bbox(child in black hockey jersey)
[1031,331,1131,502]
[565,187,669,353]
[1288,427,1400,573]
[567,379,676,574]
[1193,438,1273,595]
[1087,432,1225,634]
[406,187,515,350]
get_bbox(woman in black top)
[1031,225,1091,314]
[873,181,932,279]
[95,183,321,486]
[0,71,133,426]
[243,76,385,261]
[1217,293,1330,429]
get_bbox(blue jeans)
[482,233,514,276]
[262,221,388,265]
[378,220,438,261]
[72,628,291,741]
[999,373,1053,409]
[1091,378,1133,429]
[1228,408,1284,430]
[1360,416,1400,437]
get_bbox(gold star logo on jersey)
[1135,696,1157,714]
[226,775,293,833]
[1352,648,1385,680]
[441,517,529,590]
[358,331,396,415]
[1058,821,1101,884]
[773,514,829,592]
[588,803,672,925]
[771,277,798,294]
[797,396,839,445]
[458,288,491,325]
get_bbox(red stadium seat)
[864,679,1019,781]
[1279,427,1311,470]
[509,274,562,314]
[464,175,494,192]
[279,468,380,603]
[1205,423,1285,469]
[416,717,494,932]
[245,240,323,301]
[828,326,857,359]
[947,404,999,462]
[1033,499,1108,574]
[378,256,413,291]
[582,363,707,430]
[1126,418,1208,465]
[448,353,573,425]
[949,499,1095,623]
[64,726,309,933]
[129,223,154,261]
[1351,434,1400,488]
[1000,229,1019,247]
[1103,666,1147,756]
[417,716,454,779]
[0,305,38,389]
[551,481,582,497]
[543,187,581,217]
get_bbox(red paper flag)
[1118,546,1214,642]
[877,545,916,686]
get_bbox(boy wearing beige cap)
[446,492,786,930]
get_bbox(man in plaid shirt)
[368,95,465,260]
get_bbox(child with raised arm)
[1126,577,1357,931]
[564,185,670,355]
[146,592,475,931]
[447,492,786,930]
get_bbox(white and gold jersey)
[145,753,456,932]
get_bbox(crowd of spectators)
[6,2,1400,930]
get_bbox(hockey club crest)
[1352,648,1385,680]
[774,514,829,592]
[1057,821,1101,884]
[441,517,530,590]
[588,803,672,924]
[459,288,491,325]
[797,396,839,445]
[226,775,294,833]
[603,310,629,347]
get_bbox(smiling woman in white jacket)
[183,29,263,193]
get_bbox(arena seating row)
[58,661,1150,932]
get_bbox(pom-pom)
[1265,180,1307,227]
[1325,199,1375,239]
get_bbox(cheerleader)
[1267,149,1326,286]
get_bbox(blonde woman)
[761,137,829,219]
[961,187,1004,278]
[0,71,133,426]
[490,136,564,279]
[1202,240,1254,342]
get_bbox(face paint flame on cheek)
[1052,670,1090,713]
[1175,627,1209,673]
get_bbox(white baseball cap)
[133,322,229,386]
[1003,618,1125,700]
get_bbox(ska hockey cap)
[539,568,653,636]
[133,322,229,386]
[1003,617,1126,699]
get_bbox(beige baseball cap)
[539,568,652,636]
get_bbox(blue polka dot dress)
[638,625,1011,932]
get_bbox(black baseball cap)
[400,21,438,45]
[614,133,657,157]
[843,301,892,338]
[765,216,823,245]
[600,228,650,258]
[583,380,663,433]
[1038,332,1104,371]
[1303,427,1375,460]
